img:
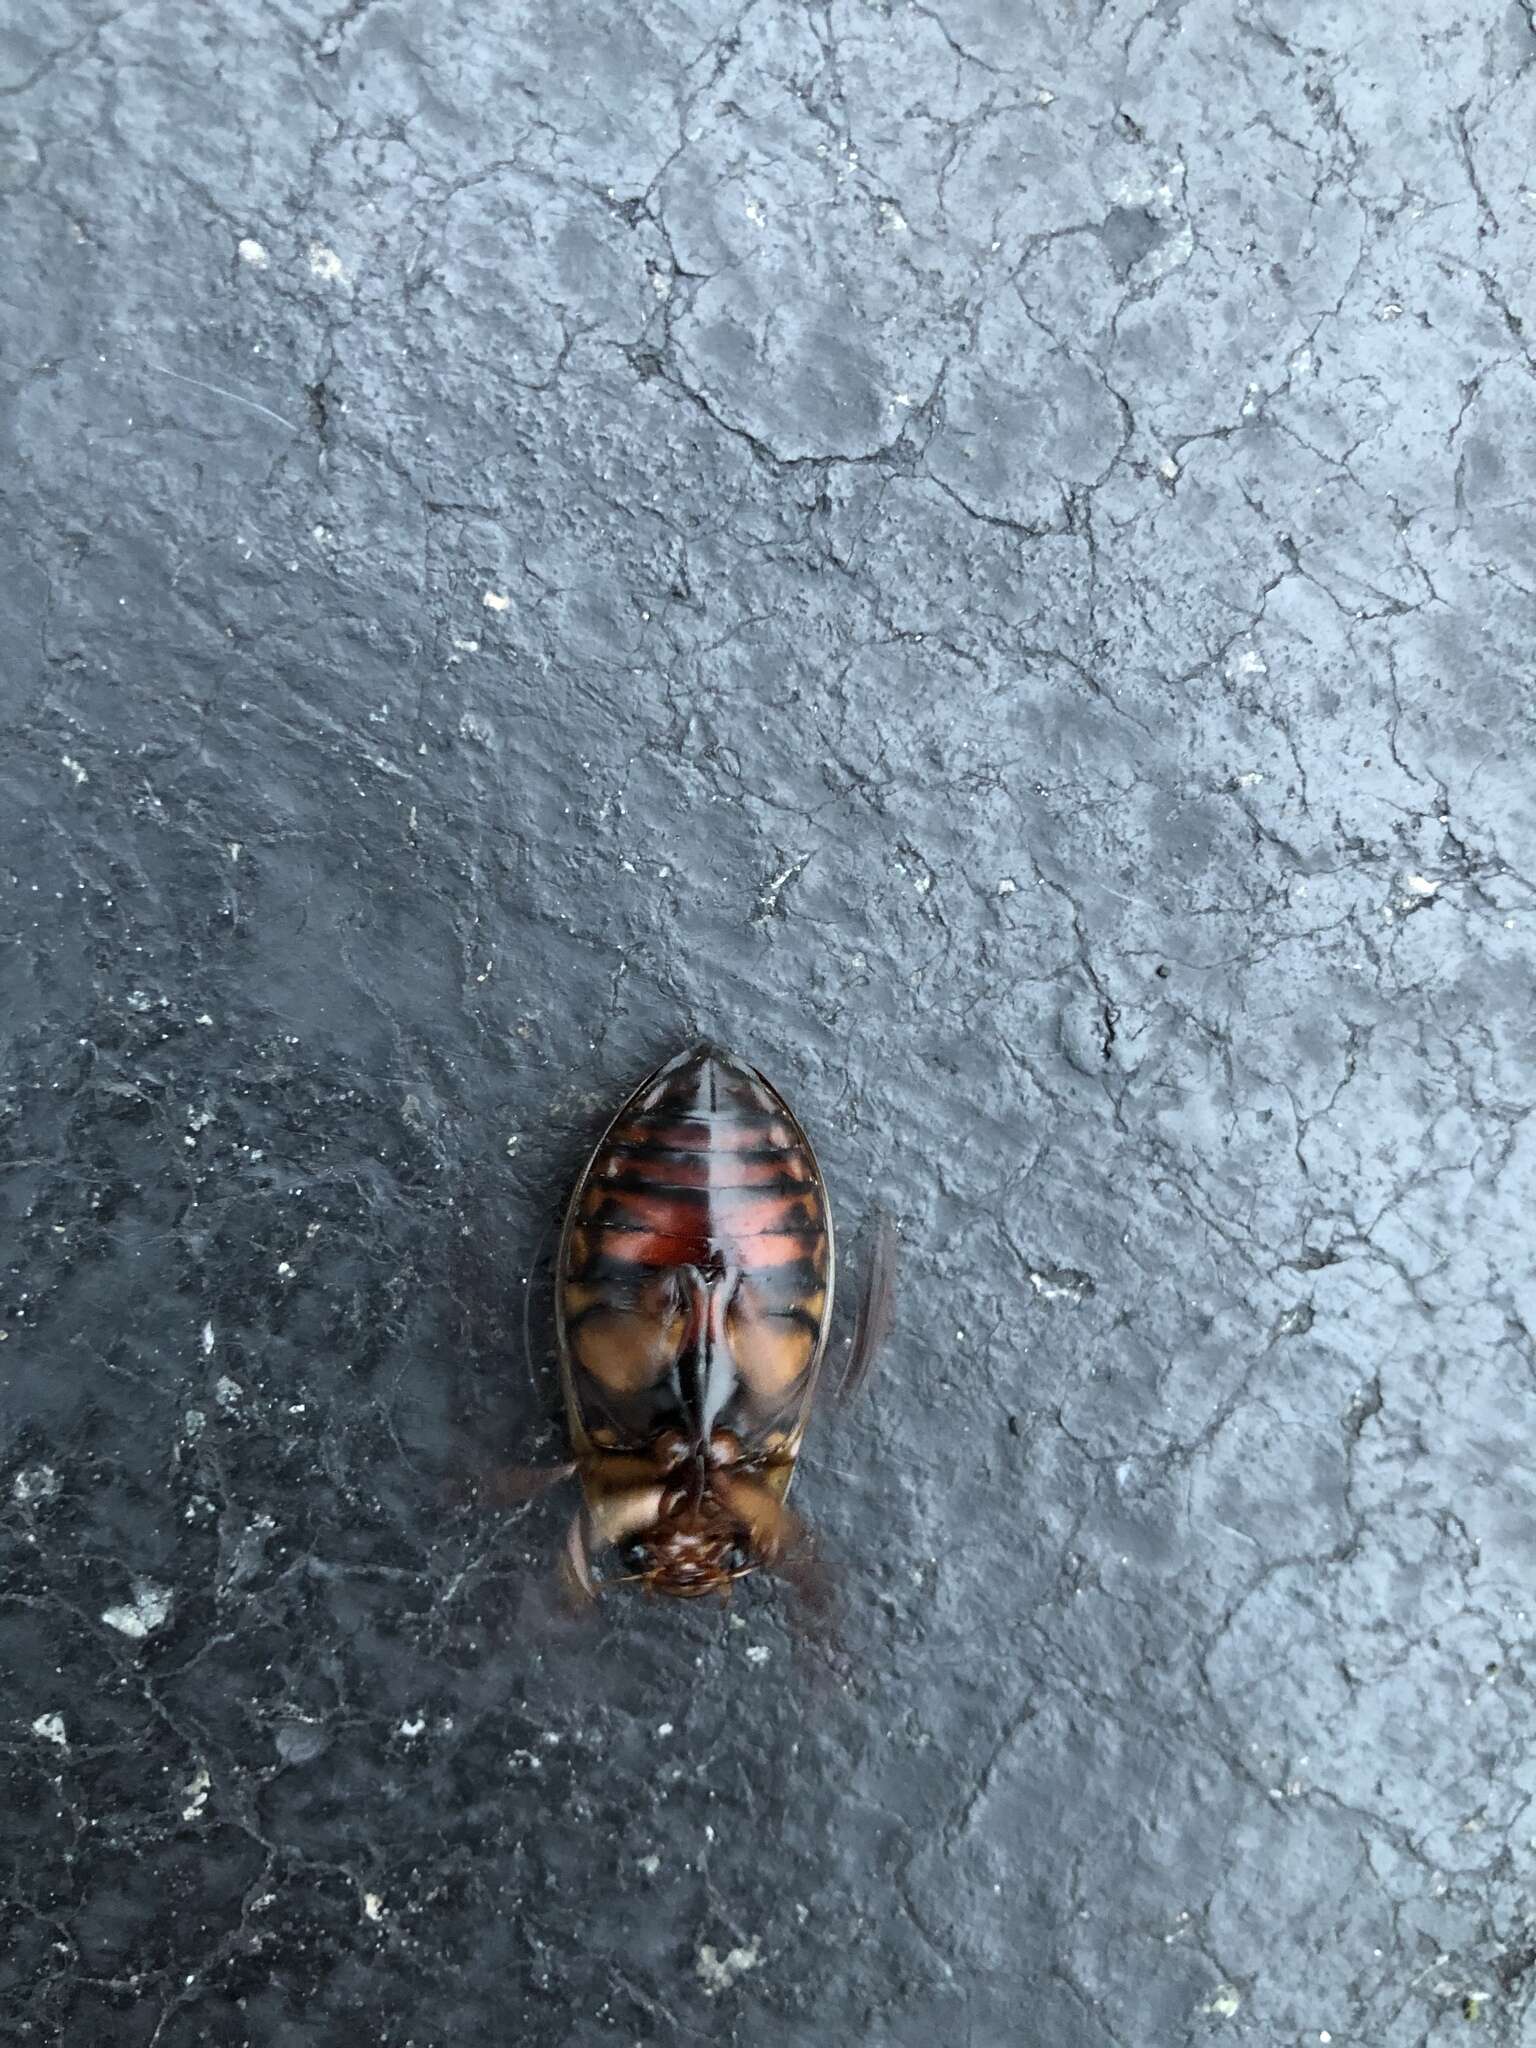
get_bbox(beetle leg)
[589,1484,666,1549]
[776,1533,836,1627]
[715,1469,838,1642]
[714,1470,800,1562]
[521,1219,558,1404]
[560,1509,597,1603]
[465,1461,577,1507]
[559,1482,667,1603]
[835,1208,896,1403]
[443,1460,575,1510]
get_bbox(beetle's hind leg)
[715,1470,803,1565]
[835,1208,896,1404]
[445,1460,576,1510]
[520,1219,563,1408]
[560,1509,598,1603]
[560,1477,669,1603]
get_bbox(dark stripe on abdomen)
[584,1185,819,1234]
[574,1084,825,1288]
[595,1168,811,1198]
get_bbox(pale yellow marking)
[573,1307,685,1393]
[728,1305,814,1398]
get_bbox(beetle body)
[555,1043,835,1599]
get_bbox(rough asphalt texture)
[3,3,1535,2043]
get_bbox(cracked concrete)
[2,1,1535,2043]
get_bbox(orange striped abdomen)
[559,1046,832,1440]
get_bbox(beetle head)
[624,1491,754,1599]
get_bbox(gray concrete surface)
[3,2,1535,2043]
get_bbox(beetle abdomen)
[575,1047,826,1279]
[560,1046,832,1435]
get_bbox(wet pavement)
[3,3,1535,2043]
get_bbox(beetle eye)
[724,1541,749,1574]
